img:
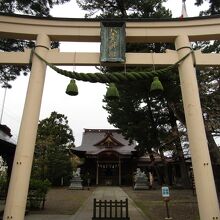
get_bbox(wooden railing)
[92,198,130,220]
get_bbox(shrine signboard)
[100,21,125,63]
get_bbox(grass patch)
[30,187,94,215]
[122,187,200,220]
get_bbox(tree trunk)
[148,151,162,186]
[169,100,220,189]
[169,100,220,164]
[146,97,170,185]
[167,103,191,188]
[158,149,170,185]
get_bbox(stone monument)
[134,168,148,190]
[69,168,83,190]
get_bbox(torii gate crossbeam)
[0,14,219,220]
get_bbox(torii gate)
[0,14,220,220]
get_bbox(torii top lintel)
[1,13,220,42]
[1,13,220,67]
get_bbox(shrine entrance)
[97,151,119,185]
[0,14,220,220]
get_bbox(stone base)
[134,183,148,190]
[134,177,148,190]
[69,185,83,190]
[69,178,83,190]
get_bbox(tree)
[191,1,220,165]
[76,0,171,18]
[77,0,173,158]
[195,0,220,15]
[0,0,70,16]
[32,111,75,186]
[0,0,70,86]
[103,75,190,186]
[76,0,202,187]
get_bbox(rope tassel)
[150,76,164,96]
[66,79,78,96]
[105,83,119,100]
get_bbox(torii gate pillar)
[3,34,50,220]
[175,34,220,220]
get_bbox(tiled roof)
[0,124,16,145]
[74,128,136,156]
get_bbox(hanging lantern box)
[100,21,126,63]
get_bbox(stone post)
[3,34,50,220]
[175,34,220,220]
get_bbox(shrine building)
[73,128,174,186]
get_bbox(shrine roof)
[0,124,16,156]
[73,128,136,156]
[0,124,16,145]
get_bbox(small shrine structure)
[74,129,136,186]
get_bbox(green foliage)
[77,0,171,18]
[77,0,178,157]
[32,111,75,186]
[191,40,220,164]
[27,178,51,209]
[0,173,7,195]
[0,0,67,86]
[195,0,220,15]
[0,0,70,16]
[78,0,220,168]
[103,77,178,155]
[29,179,51,195]
[0,39,34,87]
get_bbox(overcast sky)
[0,0,209,146]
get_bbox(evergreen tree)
[187,2,220,190]
[77,0,220,186]
[195,0,220,15]
[0,0,70,16]
[76,0,171,18]
[32,111,75,186]
[77,0,191,186]
[0,0,70,86]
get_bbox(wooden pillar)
[3,34,50,220]
[119,157,121,185]
[96,161,99,185]
[175,34,220,220]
